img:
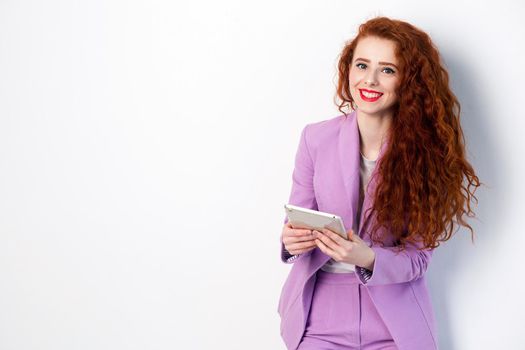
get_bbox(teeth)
[362,91,382,98]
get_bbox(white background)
[1,1,524,349]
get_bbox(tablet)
[284,204,347,238]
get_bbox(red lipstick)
[359,89,383,102]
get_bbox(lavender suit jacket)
[277,111,438,350]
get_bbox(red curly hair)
[335,17,481,250]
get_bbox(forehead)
[353,36,398,63]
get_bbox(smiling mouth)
[359,89,383,102]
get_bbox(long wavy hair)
[334,17,481,250]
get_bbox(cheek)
[385,79,400,94]
[348,70,361,86]
[348,78,359,99]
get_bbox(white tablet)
[284,204,347,238]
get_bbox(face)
[348,36,400,119]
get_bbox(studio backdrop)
[1,1,524,349]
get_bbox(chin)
[356,106,384,115]
[356,103,395,117]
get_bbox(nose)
[364,69,378,86]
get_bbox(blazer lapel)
[338,110,391,238]
[357,130,390,238]
[308,113,361,271]
[338,111,361,228]
[311,110,391,271]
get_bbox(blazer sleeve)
[355,239,434,285]
[280,124,318,264]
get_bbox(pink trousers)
[297,270,398,350]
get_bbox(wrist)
[362,248,375,271]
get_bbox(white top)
[320,152,377,273]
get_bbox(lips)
[359,89,383,102]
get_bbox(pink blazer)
[278,111,438,350]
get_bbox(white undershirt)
[320,153,377,273]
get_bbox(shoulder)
[301,113,349,150]
[304,113,346,133]
[302,113,346,139]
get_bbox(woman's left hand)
[314,228,375,270]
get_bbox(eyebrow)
[354,57,399,69]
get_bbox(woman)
[278,17,480,350]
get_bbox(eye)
[383,67,396,74]
[356,63,367,70]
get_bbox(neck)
[356,109,392,161]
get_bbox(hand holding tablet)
[284,204,347,238]
[281,221,318,256]
[283,204,362,271]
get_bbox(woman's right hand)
[281,222,317,256]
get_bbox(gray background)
[1,0,524,349]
